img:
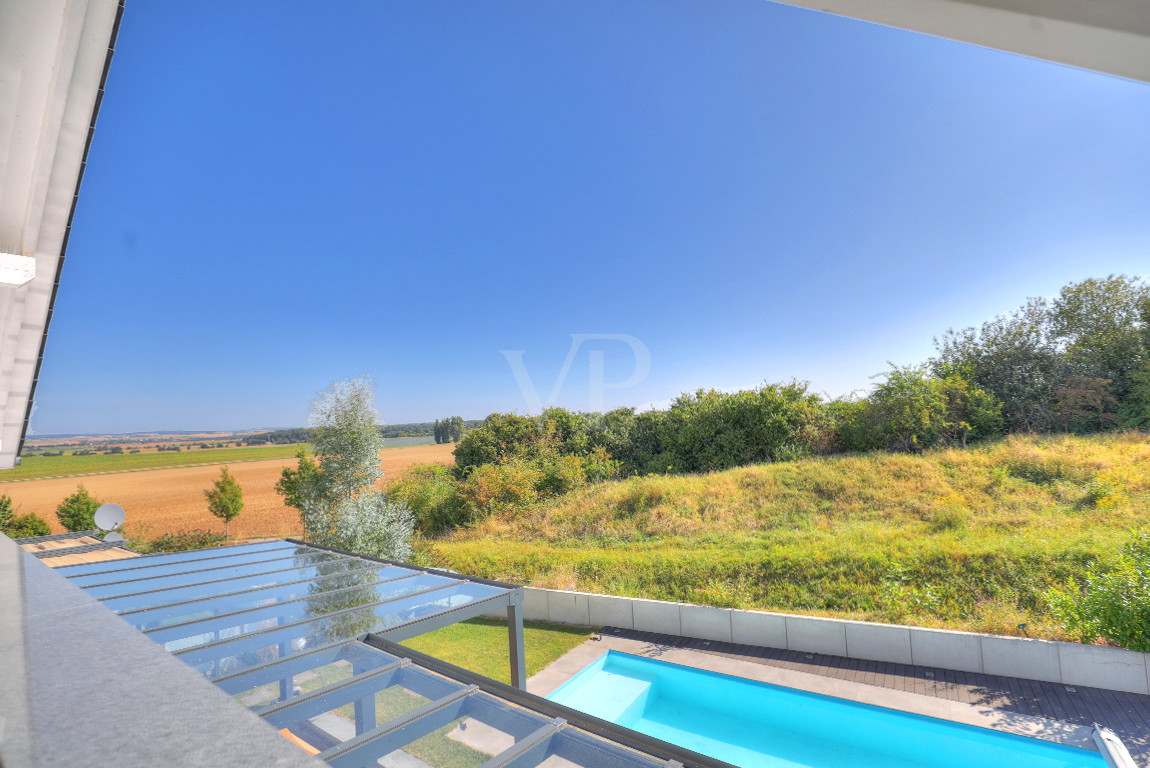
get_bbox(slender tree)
[275,377,413,559]
[205,467,244,539]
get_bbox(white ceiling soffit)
[0,0,123,470]
[769,0,1150,84]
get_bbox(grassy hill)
[419,432,1150,640]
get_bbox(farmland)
[1,444,307,481]
[2,443,455,539]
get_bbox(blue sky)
[32,1,1150,434]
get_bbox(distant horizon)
[30,2,1150,435]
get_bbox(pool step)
[564,670,653,724]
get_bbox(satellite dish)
[103,531,126,544]
[94,503,126,532]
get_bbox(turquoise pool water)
[547,652,1106,768]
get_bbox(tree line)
[390,275,1150,533]
[243,419,484,445]
[433,416,466,443]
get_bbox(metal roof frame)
[214,634,739,768]
[27,540,123,559]
[71,539,529,689]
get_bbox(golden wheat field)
[2,443,455,539]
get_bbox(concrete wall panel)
[785,615,847,657]
[632,598,681,636]
[546,590,590,626]
[1058,644,1149,695]
[680,605,733,643]
[981,636,1062,683]
[845,622,912,664]
[908,628,983,674]
[588,594,635,629]
[731,610,788,650]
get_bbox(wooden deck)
[602,626,1150,766]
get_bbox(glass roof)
[58,539,724,768]
[59,541,515,655]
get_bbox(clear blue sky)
[32,0,1150,434]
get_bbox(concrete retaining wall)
[497,587,1150,696]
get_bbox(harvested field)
[5,443,455,540]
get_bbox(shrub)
[838,368,1003,452]
[135,529,226,554]
[640,382,829,473]
[1,512,51,538]
[453,413,541,474]
[56,485,100,531]
[388,463,472,534]
[323,494,414,562]
[460,460,543,516]
[1047,534,1150,651]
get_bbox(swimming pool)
[547,651,1107,768]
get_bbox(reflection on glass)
[181,582,504,680]
[122,565,416,631]
[55,540,296,578]
[69,546,318,588]
[100,556,379,614]
[82,551,347,600]
[145,573,454,648]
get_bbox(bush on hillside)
[836,367,1002,452]
[1047,533,1150,651]
[388,463,472,534]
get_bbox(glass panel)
[392,694,552,768]
[54,540,296,577]
[268,666,475,762]
[121,565,417,630]
[218,642,399,701]
[148,572,457,650]
[538,728,667,768]
[179,582,505,679]
[98,556,379,614]
[68,545,322,588]
[82,551,347,600]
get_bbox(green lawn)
[401,617,593,684]
[0,444,307,481]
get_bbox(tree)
[1050,275,1148,398]
[0,493,12,531]
[56,485,100,532]
[1118,361,1150,429]
[275,377,412,559]
[933,298,1066,432]
[205,467,244,538]
[449,415,465,442]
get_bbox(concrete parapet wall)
[503,587,1150,696]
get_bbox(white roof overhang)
[768,0,1150,84]
[0,0,122,469]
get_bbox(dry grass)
[5,443,455,540]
